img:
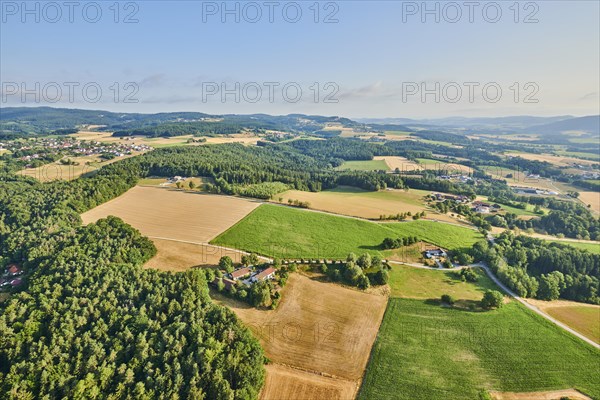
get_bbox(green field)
[499,203,539,216]
[547,240,600,254]
[211,204,483,259]
[388,265,497,301]
[359,299,600,400]
[556,150,600,161]
[336,159,390,171]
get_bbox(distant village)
[0,137,151,168]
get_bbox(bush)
[458,267,478,282]
[219,256,234,273]
[357,274,371,290]
[441,294,455,305]
[481,290,504,309]
[357,253,372,269]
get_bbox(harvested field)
[276,186,462,224]
[18,154,137,182]
[374,156,421,172]
[416,158,474,174]
[214,273,387,395]
[203,136,260,145]
[71,131,259,147]
[578,191,600,213]
[489,388,591,399]
[144,239,248,272]
[260,364,357,400]
[526,299,600,344]
[81,186,260,243]
[507,152,597,167]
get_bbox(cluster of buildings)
[581,171,600,180]
[438,174,474,183]
[512,187,559,196]
[168,176,188,183]
[2,137,151,167]
[471,200,500,214]
[214,266,277,290]
[0,264,23,290]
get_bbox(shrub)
[481,290,504,309]
[441,294,455,305]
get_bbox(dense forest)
[110,144,403,193]
[0,164,266,398]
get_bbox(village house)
[6,264,22,277]
[424,249,447,259]
[230,267,252,281]
[251,267,276,283]
[472,201,491,213]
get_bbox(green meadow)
[211,204,483,259]
[359,299,600,399]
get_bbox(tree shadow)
[358,244,384,251]
[424,298,485,313]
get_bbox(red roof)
[230,267,252,280]
[8,265,21,274]
[255,267,276,281]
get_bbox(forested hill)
[0,154,266,398]
[0,106,363,138]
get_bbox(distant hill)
[526,115,600,135]
[356,116,573,130]
[0,107,361,138]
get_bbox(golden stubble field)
[277,186,470,226]
[214,273,388,400]
[81,186,260,243]
[578,191,600,214]
[526,299,600,345]
[507,152,597,167]
[144,239,249,272]
[71,130,260,147]
[18,154,142,182]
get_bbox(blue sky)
[1,1,599,118]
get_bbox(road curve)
[476,263,600,349]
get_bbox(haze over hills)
[355,116,577,130]
[523,115,600,135]
[3,106,598,134]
